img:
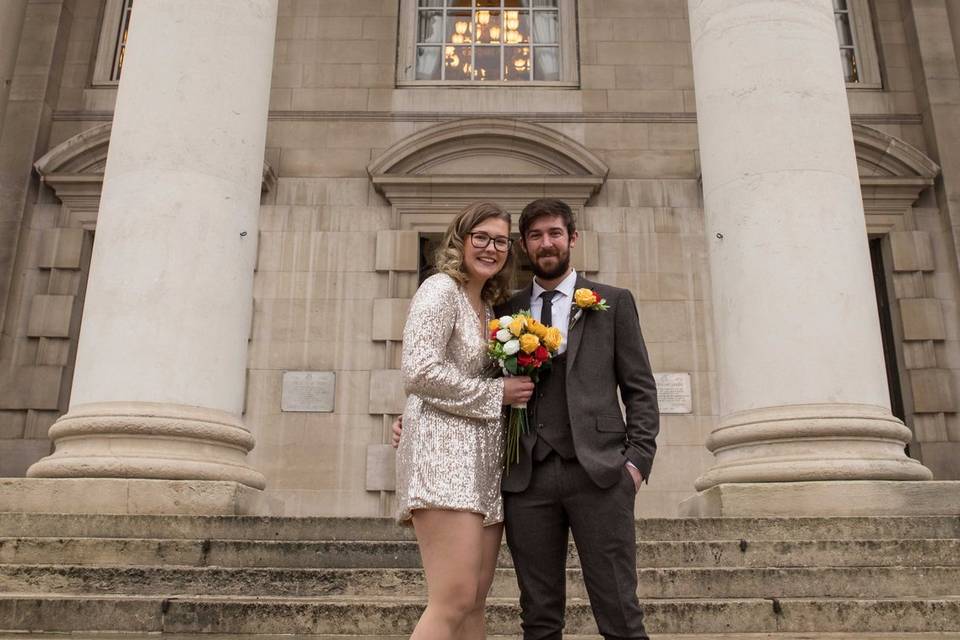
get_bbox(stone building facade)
[0,0,959,518]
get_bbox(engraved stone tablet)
[282,371,335,412]
[654,372,692,414]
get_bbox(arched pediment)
[854,124,940,179]
[852,124,940,232]
[34,123,277,214]
[367,118,609,215]
[35,123,112,175]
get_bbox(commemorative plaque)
[281,371,336,412]
[653,372,692,414]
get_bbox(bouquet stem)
[504,403,528,474]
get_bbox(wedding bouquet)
[488,312,563,472]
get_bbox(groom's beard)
[530,246,571,280]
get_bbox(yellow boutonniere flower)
[519,333,540,354]
[575,288,598,308]
[574,287,610,311]
[508,317,525,337]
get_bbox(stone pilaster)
[682,0,934,515]
[0,0,27,141]
[26,0,279,496]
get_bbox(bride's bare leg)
[410,509,487,640]
[461,522,504,640]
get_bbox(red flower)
[534,345,549,362]
[593,291,601,304]
[490,329,499,339]
[517,352,534,367]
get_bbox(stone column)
[27,0,278,493]
[682,0,935,516]
[0,0,28,140]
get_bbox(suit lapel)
[515,284,533,314]
[565,275,589,372]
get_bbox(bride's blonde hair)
[434,201,515,304]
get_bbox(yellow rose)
[519,333,540,354]
[508,317,525,337]
[543,327,563,352]
[575,288,597,308]
[527,318,549,337]
[488,318,500,332]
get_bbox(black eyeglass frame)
[468,232,513,252]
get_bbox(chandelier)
[444,9,529,79]
[416,0,559,82]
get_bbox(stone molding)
[52,109,927,126]
[706,403,915,449]
[27,401,265,490]
[680,480,960,517]
[374,231,419,272]
[696,403,932,491]
[367,118,608,214]
[33,123,277,214]
[0,478,271,515]
[854,124,941,178]
[371,299,411,342]
[853,124,940,233]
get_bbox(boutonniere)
[569,288,609,329]
[574,288,609,311]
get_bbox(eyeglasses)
[468,232,512,252]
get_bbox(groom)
[498,198,659,640]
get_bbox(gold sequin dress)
[395,273,506,527]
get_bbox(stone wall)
[0,0,958,516]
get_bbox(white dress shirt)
[530,269,577,355]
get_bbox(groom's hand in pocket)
[625,462,643,492]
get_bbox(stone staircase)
[0,513,958,638]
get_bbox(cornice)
[51,110,924,125]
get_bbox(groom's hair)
[519,198,576,239]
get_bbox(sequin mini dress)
[395,273,506,526]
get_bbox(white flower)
[503,339,520,355]
[496,328,512,342]
[499,315,513,327]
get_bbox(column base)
[26,402,266,490]
[0,478,280,516]
[695,404,932,490]
[679,480,960,517]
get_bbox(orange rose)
[519,333,540,354]
[543,327,562,352]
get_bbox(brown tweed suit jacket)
[497,274,659,493]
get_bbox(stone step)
[2,564,958,599]
[2,635,960,640]
[0,594,958,634]
[1,513,957,542]
[1,536,957,569]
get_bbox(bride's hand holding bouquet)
[488,312,563,472]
